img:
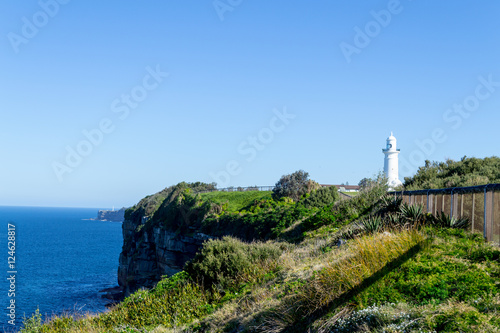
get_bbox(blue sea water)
[0,206,123,331]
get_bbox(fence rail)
[195,186,275,194]
[391,184,500,244]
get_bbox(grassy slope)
[23,189,500,333]
[199,191,272,212]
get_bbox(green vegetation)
[185,237,283,290]
[404,156,500,190]
[354,228,499,307]
[124,182,216,226]
[23,169,500,332]
[199,191,272,213]
[272,169,320,201]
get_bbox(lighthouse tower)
[382,132,403,188]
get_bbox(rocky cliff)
[117,183,219,296]
[97,208,126,222]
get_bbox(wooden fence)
[391,184,500,244]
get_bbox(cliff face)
[97,208,126,222]
[118,220,212,296]
[117,183,219,296]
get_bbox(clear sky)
[1,1,499,208]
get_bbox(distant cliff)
[96,208,126,222]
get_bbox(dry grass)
[299,229,426,314]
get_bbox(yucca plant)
[358,216,384,234]
[385,212,403,227]
[380,194,403,213]
[399,203,425,224]
[432,211,470,229]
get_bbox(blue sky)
[1,1,499,208]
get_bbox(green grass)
[199,191,272,212]
[341,191,359,197]
[353,228,500,307]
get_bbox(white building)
[382,132,403,188]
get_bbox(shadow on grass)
[286,241,426,332]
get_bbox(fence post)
[451,189,458,219]
[441,194,445,214]
[460,193,464,219]
[450,189,454,218]
[493,191,497,243]
[484,187,487,240]
[472,192,475,232]
[484,186,493,242]
[427,191,432,214]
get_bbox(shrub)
[399,202,425,224]
[302,203,340,231]
[432,211,470,229]
[357,216,384,234]
[272,170,320,201]
[299,186,340,209]
[185,237,281,290]
[151,189,216,232]
[337,181,387,221]
[21,309,43,333]
[330,303,420,333]
[403,156,500,190]
[423,302,496,332]
[380,194,403,213]
[201,201,310,241]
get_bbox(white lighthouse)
[382,132,403,188]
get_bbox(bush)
[331,304,420,333]
[272,170,320,201]
[201,200,311,240]
[399,202,425,224]
[302,203,340,231]
[357,216,385,234]
[403,156,500,190]
[299,186,339,209]
[21,309,43,333]
[432,211,470,229]
[302,180,388,235]
[185,237,281,290]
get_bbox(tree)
[359,173,389,192]
[358,177,375,191]
[272,170,320,201]
[404,156,500,190]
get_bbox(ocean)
[0,206,123,331]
